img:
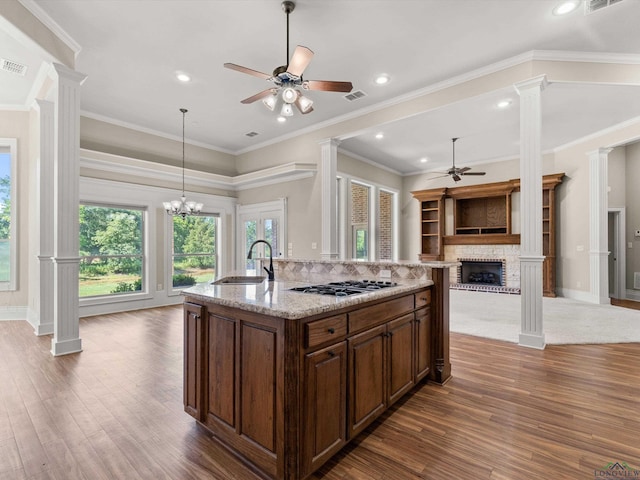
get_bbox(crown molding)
[79,148,316,191]
[17,0,81,58]
[530,50,640,65]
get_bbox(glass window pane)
[379,190,393,261]
[79,204,145,298]
[0,151,10,283]
[172,215,218,287]
[245,220,257,271]
[264,218,278,256]
[351,183,369,260]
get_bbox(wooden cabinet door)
[205,312,237,429]
[302,342,347,476]
[348,324,386,439]
[387,313,415,405]
[184,302,205,421]
[414,307,430,382]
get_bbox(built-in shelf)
[412,173,564,296]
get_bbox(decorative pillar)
[50,63,87,356]
[29,99,56,335]
[319,138,340,259]
[588,148,612,304]
[515,75,547,349]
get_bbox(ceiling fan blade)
[224,63,272,80]
[240,89,276,104]
[462,172,487,176]
[426,174,451,180]
[458,167,471,173]
[286,45,314,77]
[452,174,462,182]
[303,80,353,92]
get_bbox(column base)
[519,332,545,349]
[51,337,82,356]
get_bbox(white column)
[29,99,56,335]
[588,148,612,304]
[319,138,340,259]
[515,75,547,349]
[50,63,87,356]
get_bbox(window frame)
[0,139,17,292]
[338,173,399,262]
[78,201,148,301]
[168,213,220,295]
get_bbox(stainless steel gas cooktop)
[289,279,398,297]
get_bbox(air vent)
[1,58,27,76]
[344,90,366,102]
[245,131,259,137]
[585,0,624,14]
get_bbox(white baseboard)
[556,288,609,304]
[626,289,640,301]
[0,306,27,321]
[79,295,182,318]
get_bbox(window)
[171,215,218,288]
[351,182,370,260]
[0,139,16,291]
[79,204,145,297]
[379,190,393,261]
[339,174,397,262]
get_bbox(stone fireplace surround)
[445,244,521,294]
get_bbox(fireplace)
[452,258,519,294]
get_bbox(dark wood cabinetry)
[412,173,564,296]
[184,284,447,480]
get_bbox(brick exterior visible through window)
[379,190,393,260]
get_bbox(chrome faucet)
[247,239,275,281]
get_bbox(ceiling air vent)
[585,0,624,14]
[245,131,259,137]
[1,58,27,76]
[344,90,366,102]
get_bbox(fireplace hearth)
[452,258,520,294]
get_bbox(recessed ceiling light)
[374,74,390,85]
[553,0,580,15]
[176,71,191,82]
[420,157,428,163]
[375,132,384,140]
[277,116,287,123]
[497,99,512,109]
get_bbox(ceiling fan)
[431,137,486,182]
[223,1,353,116]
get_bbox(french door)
[237,200,286,273]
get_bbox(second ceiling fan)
[224,1,353,116]
[432,137,486,182]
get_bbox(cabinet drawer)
[415,290,431,309]
[305,314,347,349]
[349,295,414,334]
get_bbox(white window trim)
[0,138,17,292]
[337,172,399,262]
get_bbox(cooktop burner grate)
[289,279,398,297]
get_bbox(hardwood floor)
[611,297,640,311]
[1,306,639,479]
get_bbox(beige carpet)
[450,290,640,344]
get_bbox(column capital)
[318,137,341,148]
[52,63,88,85]
[586,147,613,159]
[514,74,548,95]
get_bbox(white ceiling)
[3,0,640,175]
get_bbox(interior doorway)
[608,208,626,300]
[237,199,287,273]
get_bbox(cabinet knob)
[327,351,336,357]
[328,328,335,334]
[420,297,428,302]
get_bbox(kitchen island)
[182,260,455,480]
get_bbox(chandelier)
[163,108,203,217]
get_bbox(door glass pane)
[245,220,257,272]
[0,151,10,283]
[264,217,278,257]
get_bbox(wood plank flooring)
[1,306,639,479]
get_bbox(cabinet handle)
[420,297,428,302]
[328,328,335,334]
[192,314,200,321]
[327,351,336,357]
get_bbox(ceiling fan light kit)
[224,1,352,118]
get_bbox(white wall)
[626,141,640,291]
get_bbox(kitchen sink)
[212,275,266,285]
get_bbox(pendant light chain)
[181,108,186,197]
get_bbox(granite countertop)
[182,274,433,320]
